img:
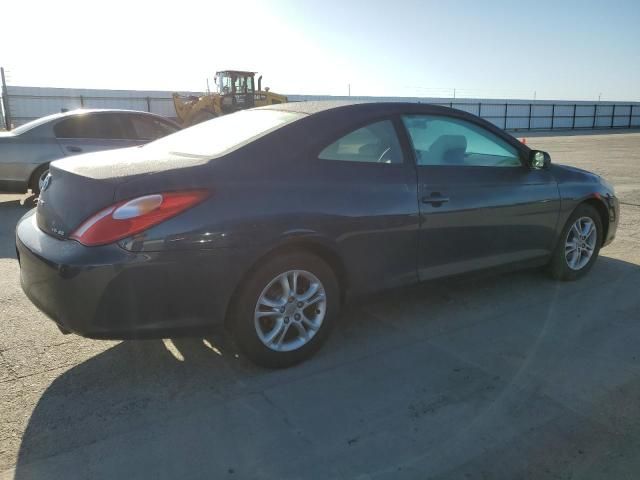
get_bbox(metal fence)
[4,93,180,126]
[1,86,195,129]
[289,94,640,131]
[437,102,640,131]
[2,85,640,132]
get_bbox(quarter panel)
[123,151,420,296]
[16,209,249,334]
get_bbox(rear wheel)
[549,204,603,281]
[232,252,339,368]
[30,164,50,194]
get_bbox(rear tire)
[231,251,340,368]
[549,204,603,281]
[29,164,50,194]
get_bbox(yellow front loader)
[173,70,288,126]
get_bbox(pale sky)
[2,0,639,101]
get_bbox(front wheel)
[232,252,340,368]
[549,204,603,281]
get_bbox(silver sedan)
[0,109,180,193]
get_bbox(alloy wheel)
[565,216,597,271]
[254,270,327,352]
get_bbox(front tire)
[232,252,340,368]
[549,204,603,281]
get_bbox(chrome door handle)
[422,193,450,206]
[66,146,83,153]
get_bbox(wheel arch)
[581,197,610,245]
[223,237,348,331]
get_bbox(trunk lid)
[36,146,212,239]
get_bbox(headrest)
[428,135,467,164]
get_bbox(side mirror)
[528,150,551,169]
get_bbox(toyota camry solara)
[16,102,619,367]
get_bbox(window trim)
[398,112,528,168]
[152,115,181,132]
[313,115,409,167]
[124,113,179,141]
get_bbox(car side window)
[318,120,403,164]
[402,115,521,167]
[54,114,126,140]
[128,115,178,141]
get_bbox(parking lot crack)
[0,361,78,385]
[258,391,315,447]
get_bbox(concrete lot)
[1,131,640,479]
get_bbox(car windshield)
[145,109,304,158]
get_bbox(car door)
[310,118,419,293]
[54,113,136,156]
[401,113,560,281]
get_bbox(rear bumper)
[16,209,249,339]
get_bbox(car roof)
[32,108,171,125]
[257,100,528,153]
[260,100,452,115]
[54,108,167,119]
[258,100,463,117]
[11,109,178,135]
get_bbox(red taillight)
[70,190,209,246]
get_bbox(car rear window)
[145,109,304,158]
[127,115,178,140]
